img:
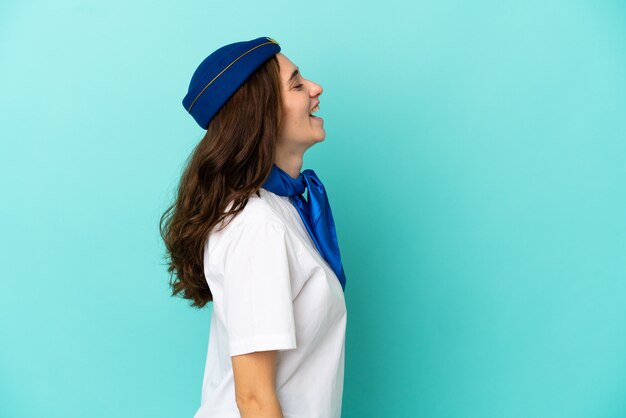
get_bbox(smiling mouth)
[309,103,320,117]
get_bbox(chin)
[314,132,326,142]
[305,135,325,149]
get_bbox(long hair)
[159,55,283,308]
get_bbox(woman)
[160,36,348,418]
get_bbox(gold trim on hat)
[187,40,279,113]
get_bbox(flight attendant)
[160,36,348,418]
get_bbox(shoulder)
[211,192,287,244]
[231,193,286,229]
[204,191,307,290]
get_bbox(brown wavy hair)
[159,55,283,309]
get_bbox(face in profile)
[275,53,325,151]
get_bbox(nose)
[310,81,323,97]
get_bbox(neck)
[274,146,305,179]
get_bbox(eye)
[294,84,304,90]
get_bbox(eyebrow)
[288,67,300,85]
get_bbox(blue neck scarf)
[262,163,347,292]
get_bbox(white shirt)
[193,187,348,418]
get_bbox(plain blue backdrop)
[1,0,625,417]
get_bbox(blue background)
[1,0,625,417]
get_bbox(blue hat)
[182,36,281,129]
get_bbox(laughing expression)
[276,53,325,152]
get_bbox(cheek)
[284,104,308,125]
[284,96,309,116]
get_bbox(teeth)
[309,104,320,115]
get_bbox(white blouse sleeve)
[222,219,298,356]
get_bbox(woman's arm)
[232,350,284,418]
